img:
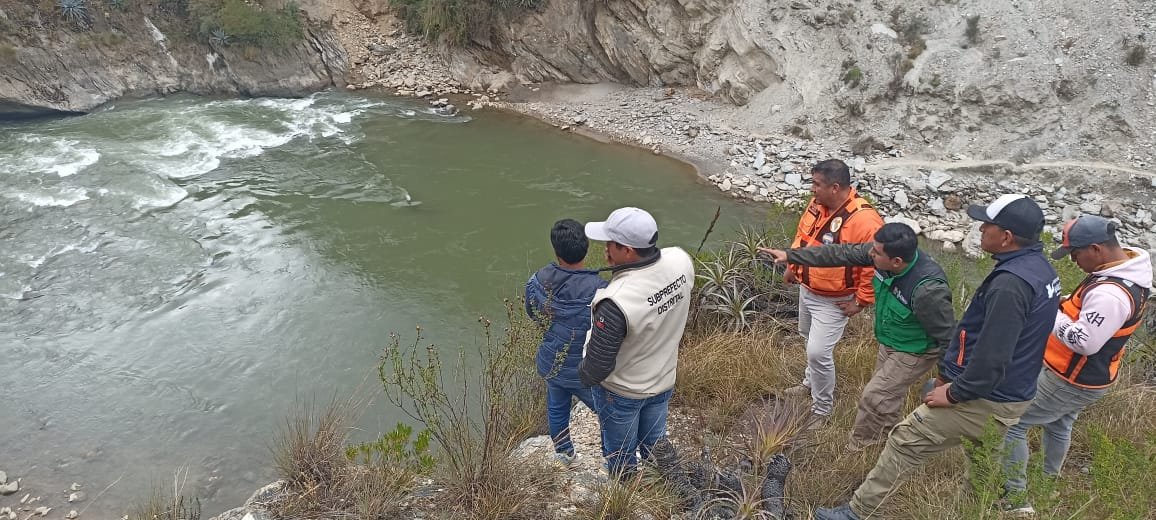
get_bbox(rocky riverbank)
[310,0,1156,254]
[0,2,347,118]
[0,469,88,520]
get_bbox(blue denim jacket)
[525,264,607,387]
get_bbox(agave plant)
[208,28,231,47]
[729,225,771,266]
[107,0,126,10]
[695,247,744,297]
[58,0,89,25]
[700,280,760,332]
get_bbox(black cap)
[965,194,1045,241]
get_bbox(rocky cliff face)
[0,5,347,118]
[426,0,1153,163]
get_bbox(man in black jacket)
[816,194,1061,520]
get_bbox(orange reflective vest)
[1043,275,1149,389]
[790,190,882,301]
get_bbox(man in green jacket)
[762,222,955,451]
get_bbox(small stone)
[850,157,867,172]
[68,492,86,503]
[1079,201,1101,214]
[752,148,767,169]
[943,195,964,210]
[719,179,732,191]
[927,170,953,191]
[759,165,773,175]
[0,471,5,484]
[904,176,927,192]
[573,115,587,126]
[929,198,948,217]
[0,481,17,495]
[780,161,794,173]
[33,507,50,517]
[942,241,958,252]
[942,230,966,243]
[66,512,78,520]
[870,23,899,39]
[885,215,922,234]
[1100,200,1125,218]
[894,190,910,209]
[785,173,803,188]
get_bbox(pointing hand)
[757,247,788,264]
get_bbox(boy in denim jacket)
[525,219,607,465]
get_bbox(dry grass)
[675,327,796,419]
[573,470,681,520]
[270,398,415,520]
[438,457,562,520]
[126,469,201,520]
[671,307,1156,519]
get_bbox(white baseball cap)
[585,207,659,249]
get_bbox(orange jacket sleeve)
[848,208,884,305]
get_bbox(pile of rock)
[706,146,1156,256]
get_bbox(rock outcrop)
[341,0,1154,163]
[0,5,347,118]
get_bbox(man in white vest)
[578,207,696,479]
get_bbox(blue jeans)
[1002,369,1108,492]
[591,386,673,477]
[546,378,596,456]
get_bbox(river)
[0,91,766,516]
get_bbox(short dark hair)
[1012,234,1038,248]
[874,223,918,262]
[1102,222,1121,248]
[551,219,588,264]
[811,159,851,187]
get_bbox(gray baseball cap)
[1051,215,1118,260]
[585,207,659,249]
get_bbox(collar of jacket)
[600,250,662,274]
[992,242,1043,264]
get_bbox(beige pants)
[849,344,940,448]
[850,398,1031,517]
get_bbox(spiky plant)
[699,281,760,332]
[742,399,813,473]
[58,0,89,25]
[695,247,744,297]
[730,225,771,266]
[107,0,125,10]
[208,28,231,47]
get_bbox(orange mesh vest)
[1043,275,1149,388]
[790,194,876,297]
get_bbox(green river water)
[0,91,767,515]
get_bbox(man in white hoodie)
[1002,215,1152,514]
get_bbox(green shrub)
[965,15,981,45]
[1087,429,1156,519]
[190,0,302,48]
[842,66,863,88]
[1125,44,1146,66]
[389,0,544,45]
[347,422,436,473]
